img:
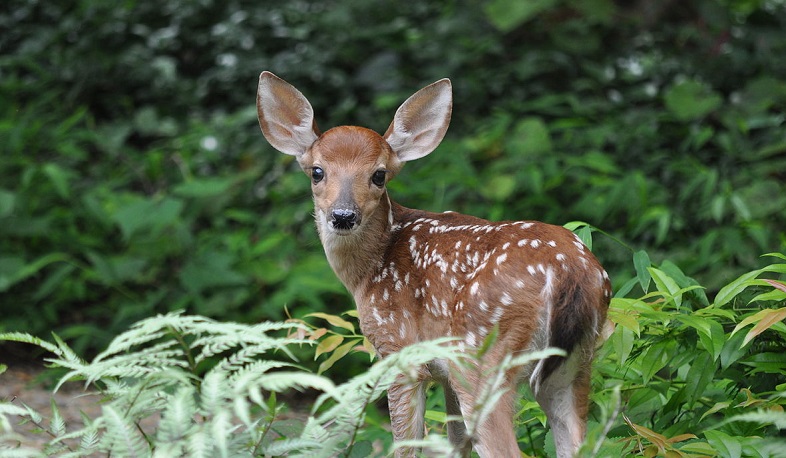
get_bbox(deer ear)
[384,79,452,162]
[257,71,320,157]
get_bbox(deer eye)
[311,167,325,183]
[371,170,387,187]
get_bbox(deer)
[256,71,612,458]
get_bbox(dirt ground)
[0,364,105,453]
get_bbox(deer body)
[257,72,612,458]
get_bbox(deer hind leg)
[448,367,520,458]
[388,375,427,458]
[443,382,472,457]
[534,346,593,458]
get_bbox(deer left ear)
[257,71,320,158]
[383,79,452,163]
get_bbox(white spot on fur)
[470,282,480,295]
[501,292,513,305]
[496,253,508,265]
[466,331,477,347]
[491,306,504,323]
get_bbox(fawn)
[256,71,612,458]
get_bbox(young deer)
[257,71,612,458]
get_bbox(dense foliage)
[1,0,784,352]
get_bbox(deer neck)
[317,192,396,296]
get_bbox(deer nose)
[331,208,358,230]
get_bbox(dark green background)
[2,0,785,355]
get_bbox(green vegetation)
[1,0,785,456]
[1,247,785,456]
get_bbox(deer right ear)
[384,78,452,163]
[257,71,320,157]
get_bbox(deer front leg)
[388,375,427,458]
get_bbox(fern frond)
[208,410,233,458]
[263,437,324,456]
[0,445,46,458]
[184,429,212,458]
[157,386,197,443]
[0,332,64,357]
[48,398,66,438]
[99,405,150,457]
[0,403,32,433]
[729,409,786,429]
[199,370,228,415]
[392,434,455,458]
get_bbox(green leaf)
[664,80,723,121]
[0,189,15,217]
[714,262,786,308]
[317,341,357,374]
[315,334,345,360]
[576,225,593,251]
[633,250,652,293]
[111,196,184,240]
[704,430,742,458]
[0,253,71,292]
[677,314,725,361]
[42,163,73,199]
[484,0,558,32]
[648,267,682,308]
[507,117,553,156]
[683,352,715,409]
[306,312,356,333]
[732,307,786,346]
[481,174,516,201]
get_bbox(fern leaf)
[48,398,66,437]
[729,409,786,429]
[99,405,149,457]
[263,437,324,456]
[157,386,197,443]
[209,409,233,458]
[0,403,31,433]
[199,370,228,415]
[185,429,212,458]
[0,332,64,357]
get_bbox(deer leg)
[448,368,520,458]
[443,382,471,457]
[387,375,427,458]
[534,348,592,458]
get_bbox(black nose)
[331,209,357,230]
